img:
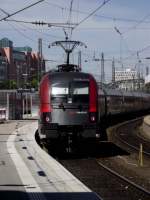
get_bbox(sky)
[1,0,150,82]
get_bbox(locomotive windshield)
[72,81,89,103]
[52,83,68,95]
[51,81,89,104]
[51,82,68,103]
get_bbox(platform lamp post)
[17,64,20,89]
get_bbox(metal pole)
[66,51,70,65]
[23,96,24,119]
[26,93,28,118]
[101,52,104,84]
[146,66,149,76]
[6,93,9,120]
[112,58,115,84]
[78,51,81,71]
[138,143,143,167]
[38,38,42,81]
[30,94,32,117]
[17,65,19,89]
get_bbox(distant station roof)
[14,46,32,52]
[145,74,150,85]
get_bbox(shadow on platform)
[0,191,101,200]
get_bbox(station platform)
[0,120,101,200]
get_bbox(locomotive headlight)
[91,115,95,122]
[90,112,96,122]
[45,116,50,122]
[42,112,51,123]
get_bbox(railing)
[0,90,39,120]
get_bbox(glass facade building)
[0,38,13,48]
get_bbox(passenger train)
[38,63,150,149]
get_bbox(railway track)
[58,156,150,200]
[37,117,150,200]
[112,117,150,156]
[45,142,150,199]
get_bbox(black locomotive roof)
[48,71,92,82]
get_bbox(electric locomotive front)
[38,71,99,145]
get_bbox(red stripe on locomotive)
[39,74,51,113]
[89,76,97,113]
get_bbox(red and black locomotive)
[38,64,100,148]
[38,40,150,150]
[38,64,150,149]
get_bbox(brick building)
[0,38,45,88]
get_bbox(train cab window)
[52,86,68,95]
[72,81,89,103]
[51,83,68,103]
[51,81,89,104]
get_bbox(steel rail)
[114,118,150,156]
[97,160,150,196]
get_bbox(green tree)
[0,80,10,89]
[9,80,17,89]
[31,78,38,89]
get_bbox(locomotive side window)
[72,81,89,103]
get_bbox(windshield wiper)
[59,102,66,111]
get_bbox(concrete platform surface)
[0,120,102,200]
[141,115,150,140]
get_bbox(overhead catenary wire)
[67,0,74,24]
[123,44,150,61]
[44,0,64,9]
[3,16,150,32]
[6,20,63,47]
[6,21,65,64]
[7,18,150,65]
[0,0,45,22]
[4,18,77,28]
[0,8,10,16]
[0,4,64,43]
[122,12,150,34]
[2,0,150,67]
[2,25,150,32]
[6,21,41,44]
[44,1,150,24]
[67,0,74,40]
[0,21,63,39]
[2,0,150,32]
[73,0,112,30]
